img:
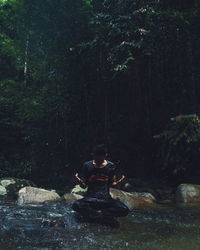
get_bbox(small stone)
[176,184,200,203]
[0,185,7,195]
[71,185,87,196]
[41,218,65,228]
[1,179,16,187]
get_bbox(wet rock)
[176,184,200,203]
[17,186,61,205]
[41,218,66,228]
[0,178,36,201]
[62,193,83,203]
[110,188,156,209]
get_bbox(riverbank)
[1,176,200,206]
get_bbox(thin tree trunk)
[84,84,96,145]
[146,57,152,136]
[187,30,196,113]
[24,35,29,85]
[104,81,111,146]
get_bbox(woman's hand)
[74,173,87,188]
[74,173,81,182]
[112,175,125,186]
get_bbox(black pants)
[72,197,130,218]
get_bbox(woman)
[72,144,130,221]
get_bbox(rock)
[1,178,16,187]
[63,193,83,203]
[41,218,66,228]
[176,184,200,203]
[122,178,175,201]
[66,185,156,209]
[71,185,87,196]
[123,182,133,191]
[0,178,36,200]
[0,185,7,196]
[17,186,61,205]
[110,188,156,209]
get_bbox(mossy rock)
[70,185,87,196]
[0,177,36,201]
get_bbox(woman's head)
[92,144,108,162]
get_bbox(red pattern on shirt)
[87,174,109,182]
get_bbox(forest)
[0,0,200,189]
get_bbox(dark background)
[0,0,200,189]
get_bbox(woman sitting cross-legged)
[72,144,130,222]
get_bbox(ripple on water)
[0,202,200,249]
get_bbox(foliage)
[0,0,200,187]
[154,114,200,177]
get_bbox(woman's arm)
[111,175,125,186]
[74,173,87,188]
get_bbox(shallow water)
[0,201,200,250]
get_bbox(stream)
[0,201,200,250]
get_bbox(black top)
[81,160,116,201]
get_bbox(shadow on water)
[0,201,200,250]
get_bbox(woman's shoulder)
[106,160,116,170]
[106,160,115,166]
[83,160,93,168]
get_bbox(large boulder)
[66,186,156,209]
[62,193,83,203]
[0,178,35,201]
[17,186,61,205]
[110,188,156,209]
[176,184,200,203]
[122,178,175,201]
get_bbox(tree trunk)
[24,35,29,85]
